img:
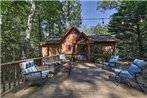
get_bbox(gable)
[59,26,81,43]
[73,32,93,44]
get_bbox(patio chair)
[53,61,63,75]
[20,60,50,86]
[136,63,147,92]
[103,55,119,69]
[114,59,147,91]
[59,54,70,63]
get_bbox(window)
[68,45,73,51]
[66,44,73,52]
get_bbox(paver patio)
[2,62,147,98]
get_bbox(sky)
[81,0,117,28]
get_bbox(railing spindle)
[2,67,6,93]
[13,64,16,87]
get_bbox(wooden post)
[76,44,78,60]
[113,43,116,55]
[88,44,90,61]
[47,47,49,56]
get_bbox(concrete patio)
[2,62,147,98]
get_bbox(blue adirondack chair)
[114,59,147,91]
[20,60,50,86]
[103,55,119,69]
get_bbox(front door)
[79,44,88,60]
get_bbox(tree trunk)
[22,0,36,59]
[136,15,144,57]
[38,14,42,57]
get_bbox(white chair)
[59,54,70,63]
[20,60,50,86]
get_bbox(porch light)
[102,18,104,25]
[121,21,124,25]
[140,18,143,23]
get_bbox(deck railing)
[1,55,59,95]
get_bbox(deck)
[2,62,147,98]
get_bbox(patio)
[2,62,147,98]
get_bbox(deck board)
[2,62,147,98]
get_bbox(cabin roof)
[88,35,117,42]
[41,26,117,46]
[48,38,60,43]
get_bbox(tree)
[62,0,82,28]
[81,24,109,36]
[1,1,31,62]
[1,1,82,63]
[91,23,109,35]
[97,1,121,12]
[98,1,147,58]
[22,0,36,59]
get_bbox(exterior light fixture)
[102,18,104,25]
[102,21,104,24]
[140,18,143,23]
[121,21,124,25]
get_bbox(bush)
[96,57,105,64]
[90,56,105,64]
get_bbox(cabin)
[40,27,117,61]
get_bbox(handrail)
[1,55,59,95]
[1,55,59,66]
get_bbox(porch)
[2,62,147,98]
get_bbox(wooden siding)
[42,45,61,57]
[61,29,79,54]
[42,47,48,57]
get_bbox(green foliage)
[62,0,82,28]
[97,1,121,11]
[1,1,31,62]
[90,23,109,35]
[35,1,82,40]
[1,1,82,63]
[96,57,105,64]
[90,56,105,64]
[99,1,147,58]
[81,23,109,35]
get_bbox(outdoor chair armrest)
[24,71,42,76]
[143,72,147,80]
[23,71,43,81]
[116,70,123,76]
[36,66,49,71]
[134,72,143,78]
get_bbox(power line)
[82,14,147,20]
[82,18,110,20]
